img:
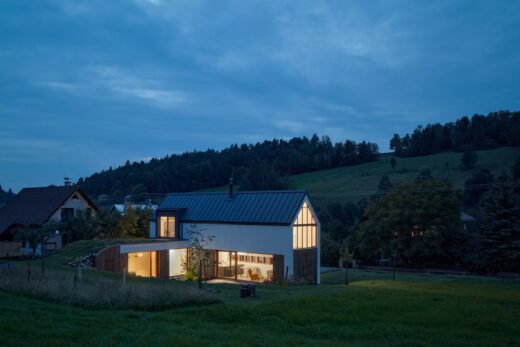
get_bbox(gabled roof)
[0,186,97,234]
[159,190,308,225]
[460,211,476,222]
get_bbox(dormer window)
[159,216,176,238]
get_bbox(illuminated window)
[127,251,157,277]
[292,202,317,249]
[159,216,176,238]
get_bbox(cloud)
[1,0,520,190]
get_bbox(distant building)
[0,185,97,257]
[460,211,476,231]
[109,203,158,215]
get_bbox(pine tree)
[479,171,520,272]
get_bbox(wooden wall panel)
[157,250,169,278]
[94,245,123,273]
[272,254,285,284]
[293,248,317,284]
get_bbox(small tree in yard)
[183,225,214,289]
[390,157,396,169]
[15,222,60,257]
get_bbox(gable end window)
[293,202,317,249]
[159,216,176,238]
[61,208,74,222]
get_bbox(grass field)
[1,242,519,346]
[204,147,520,209]
[291,147,520,208]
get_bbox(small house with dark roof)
[96,185,321,284]
[0,185,97,257]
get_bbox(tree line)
[319,157,520,273]
[390,110,520,157]
[79,135,379,200]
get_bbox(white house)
[96,186,321,284]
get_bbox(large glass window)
[127,251,157,277]
[237,252,273,282]
[293,202,317,249]
[159,216,176,238]
[169,249,187,277]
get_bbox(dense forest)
[79,135,379,200]
[389,110,520,157]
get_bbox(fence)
[0,241,22,258]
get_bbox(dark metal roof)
[460,211,476,222]
[0,186,97,234]
[159,190,308,225]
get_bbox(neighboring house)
[96,185,321,284]
[109,203,158,215]
[0,185,98,257]
[460,211,476,231]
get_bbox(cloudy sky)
[1,0,519,191]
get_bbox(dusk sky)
[1,0,519,192]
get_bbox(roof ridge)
[167,190,306,196]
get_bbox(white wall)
[49,192,96,222]
[182,222,295,279]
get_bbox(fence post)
[27,263,31,282]
[78,266,82,281]
[41,258,45,277]
[344,268,349,285]
[122,268,127,292]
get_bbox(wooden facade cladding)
[272,254,285,284]
[95,245,125,273]
[157,250,169,278]
[293,248,317,284]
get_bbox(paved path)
[320,266,341,273]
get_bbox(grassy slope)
[0,272,519,346]
[290,147,520,208]
[200,147,520,209]
[1,242,520,346]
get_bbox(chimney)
[228,177,234,199]
[64,177,71,186]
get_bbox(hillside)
[206,147,520,210]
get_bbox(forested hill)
[390,110,520,157]
[79,135,379,199]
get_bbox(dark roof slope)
[159,191,308,225]
[0,186,95,234]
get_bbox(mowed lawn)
[1,266,519,346]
